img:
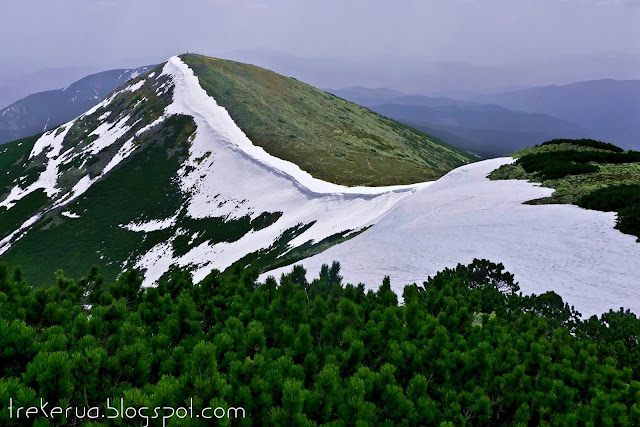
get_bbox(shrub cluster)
[1,260,640,425]
[577,184,640,212]
[578,184,640,239]
[516,150,640,180]
[540,138,624,153]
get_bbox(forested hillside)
[1,260,639,425]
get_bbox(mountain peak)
[0,54,470,286]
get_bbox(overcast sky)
[1,0,639,74]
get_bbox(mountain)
[328,87,587,157]
[328,87,475,108]
[0,66,98,109]
[0,65,155,145]
[0,54,471,286]
[472,79,640,150]
[229,49,640,96]
[323,86,408,107]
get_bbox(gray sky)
[1,0,639,89]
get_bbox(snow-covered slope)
[131,57,427,285]
[3,53,637,313]
[0,56,424,285]
[264,158,640,317]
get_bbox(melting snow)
[122,215,179,232]
[264,158,640,318]
[133,57,424,285]
[5,55,637,318]
[61,211,80,218]
[126,79,145,92]
[0,78,160,253]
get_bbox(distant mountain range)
[468,79,640,150]
[0,65,155,145]
[327,87,588,157]
[3,58,637,158]
[229,49,640,95]
[0,66,98,109]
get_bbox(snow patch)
[263,158,640,318]
[61,211,80,218]
[126,79,145,92]
[122,215,179,232]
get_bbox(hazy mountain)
[0,54,470,286]
[0,66,98,109]
[324,87,407,107]
[0,65,155,145]
[470,79,640,149]
[229,49,640,95]
[329,87,587,157]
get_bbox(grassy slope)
[0,133,43,194]
[489,141,640,239]
[0,116,196,286]
[181,54,474,186]
[0,134,51,239]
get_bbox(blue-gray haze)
[1,0,639,97]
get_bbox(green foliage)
[576,185,640,239]
[0,115,196,286]
[516,150,640,180]
[180,54,474,186]
[541,138,624,153]
[0,190,48,238]
[0,259,639,425]
[577,184,640,211]
[617,204,640,238]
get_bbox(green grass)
[180,54,474,186]
[0,190,48,238]
[0,133,43,197]
[0,114,368,286]
[489,140,640,239]
[223,223,371,277]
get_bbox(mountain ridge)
[0,65,156,145]
[328,86,588,157]
[0,54,464,286]
[470,79,640,149]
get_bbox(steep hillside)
[0,65,155,145]
[0,55,462,286]
[180,54,473,186]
